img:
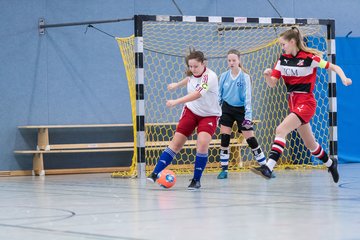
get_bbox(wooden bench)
[14,124,134,176]
[14,121,259,176]
[144,120,260,169]
[146,139,246,150]
[145,120,260,148]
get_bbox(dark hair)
[227,49,248,74]
[280,26,323,57]
[185,49,206,76]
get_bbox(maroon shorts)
[176,106,219,137]
[288,93,316,124]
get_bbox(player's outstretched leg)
[188,152,207,190]
[311,144,339,183]
[147,147,176,183]
[246,137,266,165]
[251,137,285,180]
[246,136,275,178]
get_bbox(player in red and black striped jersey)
[251,26,352,183]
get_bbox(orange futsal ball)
[157,169,176,188]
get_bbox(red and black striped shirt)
[271,50,329,93]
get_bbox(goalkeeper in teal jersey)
[217,49,269,179]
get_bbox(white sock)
[324,158,333,167]
[258,159,266,165]
[267,159,277,171]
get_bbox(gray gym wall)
[0,0,358,171]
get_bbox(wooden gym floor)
[0,163,359,240]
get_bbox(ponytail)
[280,26,323,57]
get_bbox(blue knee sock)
[193,152,208,181]
[153,147,176,174]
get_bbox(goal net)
[113,16,336,177]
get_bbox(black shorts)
[219,101,253,132]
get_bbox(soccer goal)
[112,15,337,178]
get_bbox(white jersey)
[185,68,222,117]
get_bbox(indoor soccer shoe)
[250,165,272,179]
[188,179,201,190]
[217,170,228,179]
[328,158,339,183]
[146,172,158,183]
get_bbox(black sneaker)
[146,172,158,183]
[187,179,201,191]
[250,165,272,180]
[328,158,339,183]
